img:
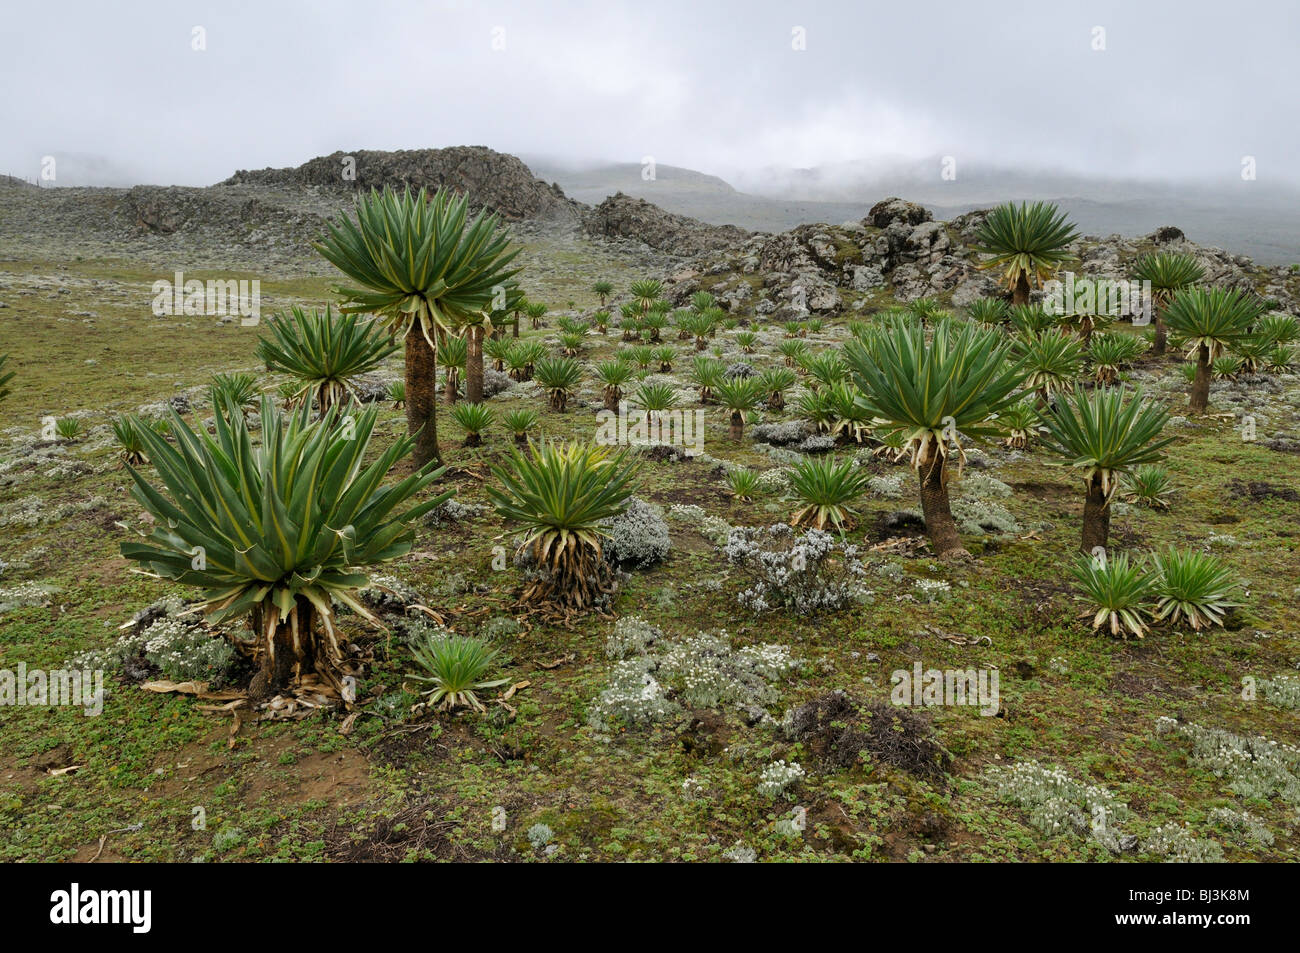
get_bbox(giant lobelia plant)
[121,393,450,697]
[971,201,1077,305]
[313,187,520,467]
[256,305,397,415]
[487,440,639,612]
[1037,386,1173,554]
[846,315,1028,559]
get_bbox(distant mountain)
[524,156,875,236]
[523,157,738,200]
[528,155,1300,265]
[10,145,1297,269]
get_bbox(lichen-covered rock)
[850,264,886,291]
[866,196,932,230]
[585,192,748,256]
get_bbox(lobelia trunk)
[917,441,968,559]
[604,388,620,412]
[1190,343,1211,413]
[729,410,744,441]
[248,599,319,699]
[404,324,441,468]
[1013,272,1031,306]
[1080,472,1111,555]
[1152,297,1168,356]
[316,383,338,420]
[465,325,485,404]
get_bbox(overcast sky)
[3,0,1297,189]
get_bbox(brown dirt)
[1008,480,1075,502]
[1227,479,1300,503]
[323,798,504,862]
[784,691,952,781]
[359,721,454,769]
[676,709,731,758]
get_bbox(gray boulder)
[866,197,932,230]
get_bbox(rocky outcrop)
[663,200,1300,322]
[115,186,328,239]
[691,213,989,317]
[866,196,932,229]
[223,146,582,222]
[585,192,750,257]
[87,146,592,248]
[1070,231,1264,298]
[120,188,188,233]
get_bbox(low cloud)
[1,0,1294,190]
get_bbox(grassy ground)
[2,250,1299,863]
